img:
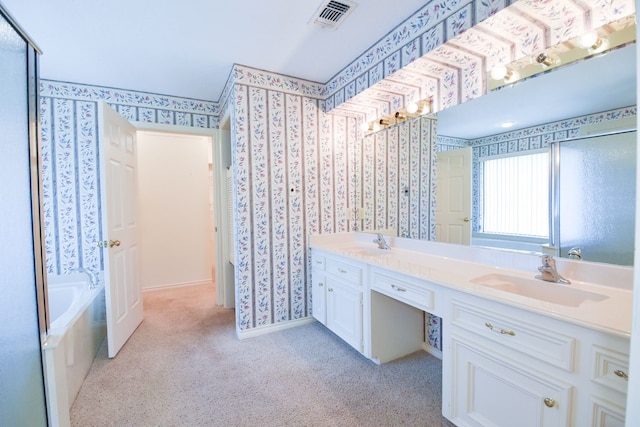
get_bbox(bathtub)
[43,273,106,427]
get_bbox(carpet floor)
[70,284,455,427]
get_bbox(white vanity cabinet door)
[450,337,573,427]
[326,276,363,352]
[311,268,327,325]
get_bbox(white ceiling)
[0,0,429,101]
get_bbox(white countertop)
[309,232,633,338]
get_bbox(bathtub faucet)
[68,267,99,289]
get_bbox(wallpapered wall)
[230,84,358,331]
[39,81,218,276]
[358,117,438,239]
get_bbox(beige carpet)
[71,284,455,427]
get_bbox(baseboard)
[422,341,443,360]
[236,317,316,340]
[142,280,214,292]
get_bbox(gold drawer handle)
[485,322,516,336]
[614,370,629,381]
[338,268,348,274]
[109,239,121,248]
[328,288,333,292]
[391,284,407,292]
[544,398,556,408]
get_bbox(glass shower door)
[558,131,636,266]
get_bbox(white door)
[436,147,472,245]
[99,102,143,358]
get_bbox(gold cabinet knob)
[328,288,334,292]
[109,239,121,248]
[614,370,629,381]
[319,282,324,287]
[463,217,470,222]
[544,398,556,408]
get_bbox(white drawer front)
[592,344,629,394]
[311,254,326,271]
[326,258,363,285]
[371,272,436,313]
[451,299,576,371]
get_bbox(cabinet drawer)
[451,298,576,371]
[311,254,326,271]
[371,271,436,313]
[591,344,629,394]
[326,258,363,285]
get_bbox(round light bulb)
[490,65,508,80]
[577,31,599,49]
[406,102,419,114]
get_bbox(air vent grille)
[311,0,358,30]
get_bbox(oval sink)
[470,273,608,307]
[339,246,394,257]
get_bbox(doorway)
[136,131,216,292]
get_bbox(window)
[482,151,549,238]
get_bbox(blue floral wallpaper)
[228,77,358,331]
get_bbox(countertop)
[309,232,633,338]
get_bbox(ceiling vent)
[311,0,358,30]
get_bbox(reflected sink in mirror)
[471,273,608,307]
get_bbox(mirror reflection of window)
[482,151,549,239]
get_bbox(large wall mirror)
[437,43,637,266]
[357,43,637,267]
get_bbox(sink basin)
[340,246,394,257]
[470,273,608,307]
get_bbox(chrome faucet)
[567,247,582,260]
[536,255,570,284]
[373,233,391,250]
[67,267,99,289]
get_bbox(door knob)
[463,217,470,222]
[109,240,121,248]
[543,398,556,408]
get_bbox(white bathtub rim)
[45,281,105,348]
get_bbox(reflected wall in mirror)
[357,44,637,267]
[354,116,437,240]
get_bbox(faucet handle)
[540,254,555,267]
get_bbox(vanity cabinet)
[309,239,631,426]
[311,249,365,354]
[443,291,630,427]
[310,252,326,325]
[587,336,629,426]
